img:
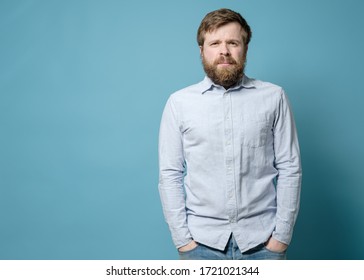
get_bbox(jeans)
[178,235,287,260]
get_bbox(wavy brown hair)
[197,8,252,46]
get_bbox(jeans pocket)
[178,244,200,254]
[263,245,287,254]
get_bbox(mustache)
[214,56,237,65]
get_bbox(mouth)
[217,62,234,68]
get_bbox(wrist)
[265,237,288,253]
[178,240,198,252]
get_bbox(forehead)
[204,22,246,41]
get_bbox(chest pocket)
[242,115,270,148]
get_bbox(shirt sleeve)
[158,95,192,248]
[272,89,302,245]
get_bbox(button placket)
[223,92,237,223]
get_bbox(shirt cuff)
[272,222,293,245]
[171,227,193,249]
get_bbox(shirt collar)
[200,75,256,94]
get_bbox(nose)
[219,43,230,55]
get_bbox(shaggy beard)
[202,55,245,89]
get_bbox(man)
[158,8,301,260]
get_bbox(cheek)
[202,49,218,62]
[232,49,245,59]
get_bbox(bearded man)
[158,8,302,260]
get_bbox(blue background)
[1,0,363,260]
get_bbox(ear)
[199,45,203,57]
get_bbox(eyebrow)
[226,39,241,44]
[207,39,242,44]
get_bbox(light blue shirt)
[158,76,302,252]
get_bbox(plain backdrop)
[1,0,363,259]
